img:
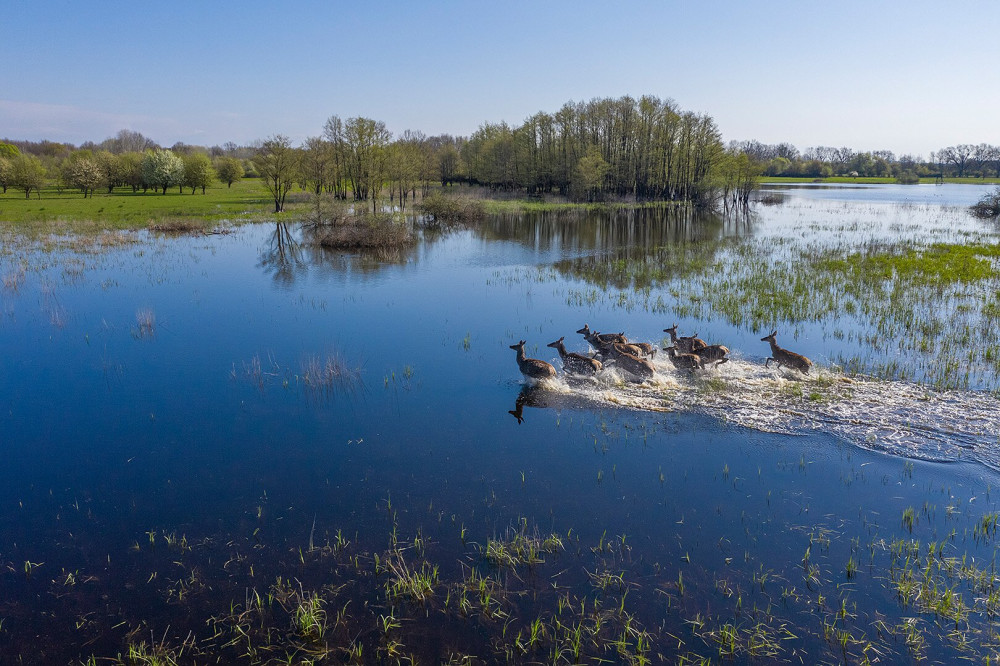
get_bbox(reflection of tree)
[258,222,303,286]
[480,206,755,290]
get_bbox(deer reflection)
[258,222,303,285]
[508,386,554,424]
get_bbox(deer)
[576,324,627,346]
[760,331,812,374]
[509,340,557,381]
[663,346,703,373]
[547,337,602,375]
[602,343,656,380]
[663,324,707,354]
[693,344,730,367]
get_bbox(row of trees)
[3,96,754,210]
[0,145,245,198]
[732,140,1000,180]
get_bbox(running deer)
[694,344,730,367]
[547,337,602,375]
[664,346,703,373]
[603,343,656,380]
[576,324,627,346]
[761,331,812,374]
[510,340,557,381]
[663,324,707,354]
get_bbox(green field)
[0,179,282,231]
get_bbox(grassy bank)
[0,179,278,231]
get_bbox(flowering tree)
[141,149,184,194]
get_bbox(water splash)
[554,355,1000,468]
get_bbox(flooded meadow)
[2,184,1000,664]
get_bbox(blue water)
[1,191,999,663]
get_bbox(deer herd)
[510,324,812,382]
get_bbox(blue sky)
[3,0,997,157]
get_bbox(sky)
[3,0,998,158]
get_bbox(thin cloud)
[0,99,180,144]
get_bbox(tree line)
[1,97,763,210]
[732,140,1000,181]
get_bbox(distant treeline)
[732,140,1000,180]
[0,96,758,209]
[6,97,995,209]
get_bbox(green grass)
[0,179,279,231]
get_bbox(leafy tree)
[574,146,609,201]
[252,135,299,212]
[342,117,391,207]
[94,150,123,193]
[181,153,215,193]
[215,157,244,188]
[0,143,19,159]
[300,137,335,194]
[63,154,103,197]
[119,152,144,192]
[10,154,46,198]
[141,149,184,194]
[0,157,12,193]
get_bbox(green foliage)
[0,143,20,159]
[141,149,184,194]
[9,154,46,198]
[252,135,298,212]
[214,156,243,187]
[181,153,215,193]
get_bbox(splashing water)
[544,354,1000,469]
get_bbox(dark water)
[2,191,1000,663]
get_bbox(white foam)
[558,359,1000,468]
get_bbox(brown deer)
[576,324,627,346]
[510,340,557,381]
[663,324,707,354]
[694,344,730,367]
[761,331,812,374]
[663,346,703,373]
[547,337,602,375]
[603,344,656,380]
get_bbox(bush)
[416,194,485,224]
[308,209,414,250]
[970,187,1000,219]
[895,171,920,184]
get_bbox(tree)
[342,117,391,207]
[63,154,103,197]
[0,143,19,159]
[101,129,157,154]
[215,157,244,188]
[182,153,215,193]
[0,157,12,193]
[300,137,334,194]
[141,149,184,194]
[252,135,299,212]
[119,152,144,192]
[574,146,609,201]
[95,150,123,193]
[10,154,46,198]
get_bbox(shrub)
[970,187,1000,219]
[416,194,486,224]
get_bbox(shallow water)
[2,188,1000,663]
